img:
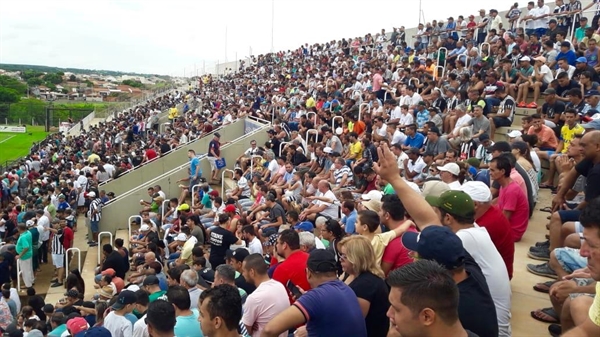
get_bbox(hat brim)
[401,231,420,252]
[425,195,442,208]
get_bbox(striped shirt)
[88,198,102,222]
[51,230,65,255]
[334,166,353,185]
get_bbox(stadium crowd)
[2,1,600,336]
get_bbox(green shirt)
[201,194,212,209]
[16,230,33,260]
[149,290,166,302]
[47,204,57,219]
[383,184,395,195]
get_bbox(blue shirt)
[342,210,357,234]
[556,50,577,67]
[295,280,367,337]
[190,156,200,176]
[404,133,425,149]
[174,309,204,337]
[415,109,429,128]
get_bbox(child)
[355,209,414,265]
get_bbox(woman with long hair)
[65,269,85,296]
[338,235,389,337]
[93,302,109,327]
[320,218,345,275]
[511,141,539,200]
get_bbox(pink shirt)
[372,73,383,91]
[498,181,530,242]
[510,169,527,196]
[242,279,290,337]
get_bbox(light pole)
[271,0,274,53]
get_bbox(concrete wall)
[99,119,245,196]
[65,111,95,137]
[99,118,271,234]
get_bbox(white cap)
[126,284,140,292]
[176,233,187,242]
[140,224,150,231]
[404,180,422,195]
[507,130,522,138]
[460,181,492,203]
[323,147,333,154]
[361,190,383,202]
[519,56,531,62]
[87,191,96,198]
[26,220,35,227]
[335,127,343,135]
[438,163,460,176]
[422,181,450,198]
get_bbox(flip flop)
[539,183,554,189]
[530,307,559,323]
[539,207,552,213]
[533,280,556,293]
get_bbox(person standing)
[207,132,227,183]
[187,149,202,188]
[241,254,289,337]
[15,223,33,289]
[35,210,50,265]
[87,192,102,247]
[48,220,65,288]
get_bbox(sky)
[1,0,527,76]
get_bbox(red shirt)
[62,227,74,250]
[381,226,418,275]
[476,205,515,279]
[145,149,158,161]
[272,250,311,303]
[112,277,125,293]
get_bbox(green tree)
[69,74,77,81]
[0,87,20,103]
[85,80,93,87]
[21,70,44,80]
[122,79,144,88]
[56,71,64,76]
[26,77,43,86]
[0,75,27,94]
[61,88,69,94]
[42,73,63,85]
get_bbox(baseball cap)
[80,327,111,337]
[176,233,187,241]
[224,204,237,213]
[200,267,215,284]
[533,55,546,63]
[294,221,314,232]
[177,203,190,211]
[362,198,382,213]
[421,180,450,198]
[428,126,441,136]
[488,141,511,153]
[139,224,150,232]
[323,146,333,154]
[26,220,35,227]
[401,226,466,270]
[425,190,475,218]
[87,192,96,198]
[361,190,383,202]
[231,248,249,262]
[460,181,492,203]
[142,275,160,286]
[307,249,338,273]
[100,268,116,277]
[585,90,600,97]
[263,233,279,246]
[465,157,481,169]
[507,130,522,138]
[478,133,490,142]
[576,57,588,63]
[67,317,89,335]
[437,163,460,176]
[111,290,136,310]
[542,87,556,95]
[208,190,219,197]
[519,56,531,62]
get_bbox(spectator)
[145,300,177,337]
[166,286,203,337]
[103,290,136,337]
[272,229,310,302]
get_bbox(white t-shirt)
[38,216,50,241]
[314,237,326,249]
[132,313,148,337]
[453,114,472,136]
[317,190,339,219]
[242,280,290,337]
[456,227,512,337]
[389,106,402,121]
[247,237,263,255]
[237,177,251,198]
[103,311,133,337]
[391,130,407,145]
[407,156,426,175]
[539,64,554,84]
[268,160,279,177]
[447,180,463,190]
[375,124,387,138]
[399,113,414,126]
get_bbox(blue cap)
[294,221,314,232]
[80,327,111,337]
[401,226,466,270]
[585,90,600,97]
[576,57,588,63]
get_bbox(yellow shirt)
[349,141,363,159]
[590,282,600,326]
[87,153,100,163]
[306,97,316,108]
[371,231,396,265]
[180,238,196,266]
[560,124,585,153]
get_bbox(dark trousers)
[39,240,48,264]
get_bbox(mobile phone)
[286,280,303,298]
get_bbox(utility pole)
[271,0,274,53]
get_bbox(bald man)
[299,180,340,221]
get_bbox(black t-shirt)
[542,101,565,121]
[575,158,600,201]
[457,255,498,337]
[349,272,390,337]
[269,203,286,224]
[102,251,128,279]
[160,143,171,155]
[146,231,159,245]
[556,80,580,97]
[235,274,256,295]
[208,227,238,269]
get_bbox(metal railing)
[221,169,235,195]
[249,154,264,177]
[65,248,81,279]
[305,129,319,145]
[127,215,138,249]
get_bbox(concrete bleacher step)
[81,235,113,300]
[43,251,89,305]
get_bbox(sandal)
[533,280,556,293]
[539,207,552,213]
[530,307,559,323]
[539,183,554,189]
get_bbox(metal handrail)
[480,42,490,57]
[279,141,291,156]
[65,248,81,279]
[98,231,113,264]
[306,111,317,126]
[249,154,264,177]
[191,184,202,208]
[160,199,169,224]
[331,116,344,130]
[127,215,138,249]
[221,169,235,195]
[305,129,319,145]
[436,47,448,69]
[359,103,371,121]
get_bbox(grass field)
[0,125,48,165]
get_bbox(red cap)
[208,190,219,197]
[101,268,116,276]
[224,204,237,213]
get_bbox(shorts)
[492,117,512,128]
[52,254,64,268]
[554,247,587,273]
[90,220,99,233]
[558,209,581,223]
[569,278,596,300]
[207,157,218,170]
[260,227,278,237]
